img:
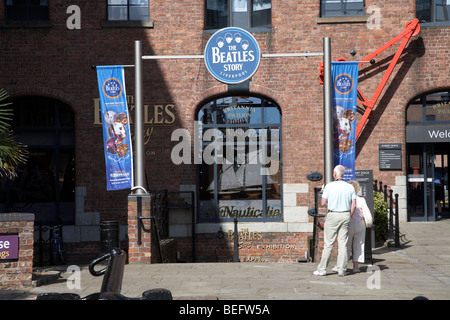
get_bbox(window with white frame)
[107,0,150,21]
[416,0,450,25]
[206,0,271,30]
[320,0,365,17]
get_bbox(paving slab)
[1,220,450,301]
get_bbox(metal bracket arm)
[318,19,420,140]
[354,19,420,140]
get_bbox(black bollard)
[100,221,120,255]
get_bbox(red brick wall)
[176,231,312,263]
[127,195,152,263]
[0,214,34,289]
[1,1,449,262]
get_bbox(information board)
[379,143,402,170]
[355,170,375,256]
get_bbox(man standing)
[313,165,357,276]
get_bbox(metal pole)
[323,37,333,185]
[233,217,240,262]
[394,193,400,247]
[134,40,145,195]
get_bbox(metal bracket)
[318,19,421,141]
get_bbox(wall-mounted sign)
[0,234,19,261]
[355,170,375,255]
[199,199,281,221]
[204,27,261,84]
[379,143,402,170]
[93,97,177,147]
[406,125,450,143]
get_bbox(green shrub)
[373,191,389,243]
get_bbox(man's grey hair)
[334,165,345,178]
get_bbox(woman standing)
[346,180,367,273]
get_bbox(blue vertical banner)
[332,61,359,181]
[96,66,133,191]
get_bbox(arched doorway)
[196,95,282,222]
[406,90,450,221]
[2,96,75,224]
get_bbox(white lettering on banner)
[428,129,450,139]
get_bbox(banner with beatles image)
[332,61,359,181]
[96,66,133,191]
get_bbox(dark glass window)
[320,0,365,17]
[197,96,282,222]
[4,0,49,21]
[206,0,272,30]
[416,0,450,24]
[107,0,150,21]
[2,97,75,224]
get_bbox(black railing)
[34,224,64,266]
[307,187,326,262]
[136,190,196,262]
[374,180,400,247]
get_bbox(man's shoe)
[338,272,346,277]
[313,270,326,276]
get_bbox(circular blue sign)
[204,27,261,84]
[334,74,353,94]
[103,78,123,99]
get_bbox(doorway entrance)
[406,90,450,221]
[406,143,449,221]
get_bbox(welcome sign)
[204,27,261,84]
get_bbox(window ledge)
[205,26,272,34]
[0,20,53,28]
[316,16,368,24]
[101,20,154,28]
[419,21,450,27]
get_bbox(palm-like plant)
[0,88,28,179]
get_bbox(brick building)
[0,1,449,263]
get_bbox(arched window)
[197,95,282,222]
[2,96,75,224]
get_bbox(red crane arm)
[355,19,420,140]
[319,19,421,141]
